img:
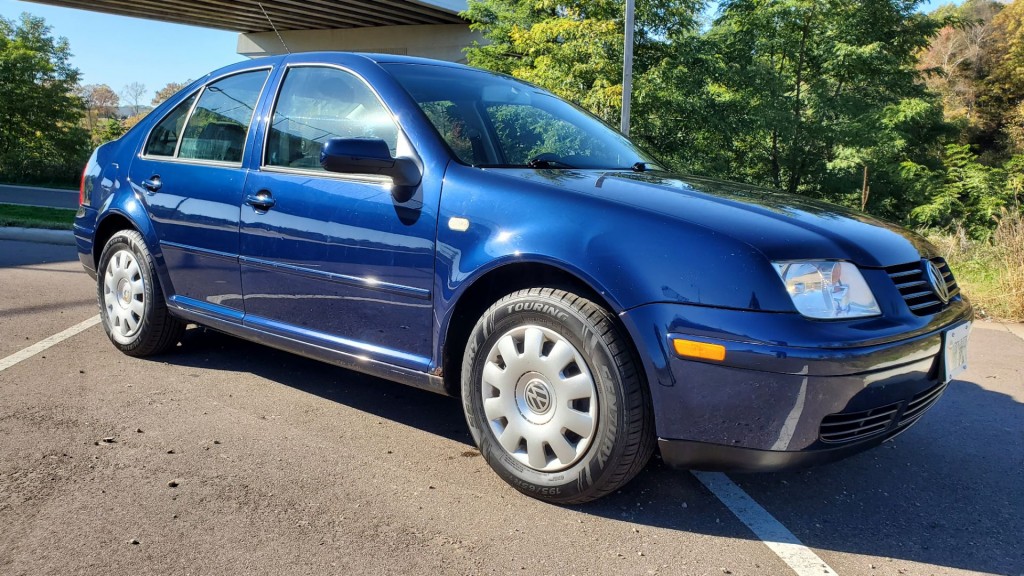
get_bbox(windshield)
[384,63,661,171]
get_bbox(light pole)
[620,0,635,136]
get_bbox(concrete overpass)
[24,0,477,61]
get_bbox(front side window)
[177,70,269,163]
[265,66,399,170]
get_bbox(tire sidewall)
[462,291,629,502]
[97,231,159,353]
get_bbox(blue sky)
[0,0,240,103]
[2,0,961,104]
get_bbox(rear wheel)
[97,230,184,356]
[461,288,654,504]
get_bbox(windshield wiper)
[526,158,575,169]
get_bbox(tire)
[461,288,654,504]
[97,229,184,357]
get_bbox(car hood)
[497,169,935,268]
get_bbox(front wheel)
[461,288,654,504]
[97,229,184,356]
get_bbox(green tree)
[703,0,950,206]
[0,13,89,185]
[462,0,710,166]
[905,143,1009,233]
[91,118,125,147]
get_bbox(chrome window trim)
[140,66,274,167]
[260,165,390,185]
[260,63,413,176]
[135,156,242,169]
[171,86,204,159]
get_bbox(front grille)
[819,381,949,445]
[885,258,960,316]
[897,381,947,427]
[819,403,900,444]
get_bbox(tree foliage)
[464,0,1024,236]
[979,0,1024,156]
[700,0,950,206]
[0,13,89,186]
[80,83,119,125]
[152,81,188,106]
[464,0,709,161]
[91,118,126,147]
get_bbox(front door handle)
[141,176,162,193]
[245,190,276,211]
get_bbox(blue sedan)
[74,52,972,504]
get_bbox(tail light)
[79,164,88,206]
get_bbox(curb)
[0,226,76,246]
[1005,323,1024,343]
[972,320,1024,343]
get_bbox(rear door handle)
[142,176,162,193]
[245,190,275,211]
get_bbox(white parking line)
[693,471,838,576]
[0,315,101,372]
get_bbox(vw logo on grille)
[524,381,552,414]
[926,261,951,303]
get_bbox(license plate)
[943,322,971,383]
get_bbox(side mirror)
[320,138,422,197]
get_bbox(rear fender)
[94,189,176,299]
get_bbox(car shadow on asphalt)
[164,327,1022,575]
[170,326,474,446]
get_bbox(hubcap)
[481,325,598,472]
[103,249,145,343]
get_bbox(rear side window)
[144,93,196,157]
[265,66,399,170]
[178,70,270,163]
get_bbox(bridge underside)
[25,0,475,61]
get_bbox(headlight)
[772,260,881,319]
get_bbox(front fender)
[434,164,793,317]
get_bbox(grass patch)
[926,209,1024,322]
[0,203,76,231]
[0,180,78,191]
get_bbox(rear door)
[129,68,271,320]
[238,64,437,370]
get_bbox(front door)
[238,65,436,370]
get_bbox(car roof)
[216,51,473,73]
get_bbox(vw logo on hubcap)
[926,261,950,303]
[524,380,552,415]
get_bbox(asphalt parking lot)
[1,238,1021,576]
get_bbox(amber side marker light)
[672,339,727,362]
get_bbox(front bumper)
[621,297,972,471]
